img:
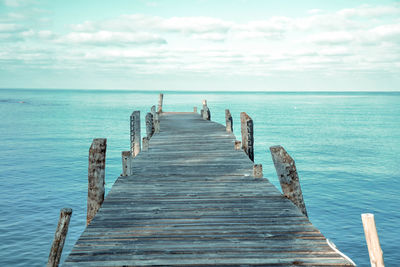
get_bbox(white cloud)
[338,5,400,18]
[308,31,354,45]
[3,0,35,7]
[0,23,25,32]
[60,31,167,46]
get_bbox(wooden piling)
[362,213,384,267]
[270,145,307,217]
[240,112,254,161]
[225,109,233,133]
[146,112,154,138]
[194,107,197,113]
[47,208,72,267]
[142,137,149,151]
[253,164,263,178]
[87,138,106,225]
[130,111,140,157]
[121,151,132,176]
[202,99,211,120]
[158,93,164,113]
[234,140,241,150]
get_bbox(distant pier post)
[87,138,106,225]
[146,112,154,138]
[225,109,233,133]
[202,99,211,120]
[253,164,263,178]
[270,145,307,217]
[362,213,384,267]
[121,151,132,176]
[158,93,164,113]
[240,112,254,161]
[47,208,72,267]
[130,111,141,157]
[194,106,197,113]
[234,140,242,150]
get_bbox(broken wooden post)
[146,112,154,138]
[270,145,307,217]
[142,137,149,151]
[202,99,211,120]
[253,164,263,178]
[121,151,132,176]
[234,140,241,150]
[158,93,163,113]
[47,208,72,267]
[240,112,254,161]
[194,106,197,113]
[130,111,140,157]
[362,213,384,267]
[225,109,233,133]
[87,138,106,225]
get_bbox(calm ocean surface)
[0,89,399,266]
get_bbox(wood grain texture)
[65,112,353,266]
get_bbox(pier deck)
[64,112,353,266]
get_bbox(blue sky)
[1,0,399,91]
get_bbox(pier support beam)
[362,213,384,267]
[130,111,141,157]
[225,109,233,133]
[158,93,163,113]
[47,208,72,267]
[270,145,307,217]
[253,164,263,178]
[87,138,107,225]
[240,112,254,161]
[121,151,132,176]
[146,112,154,138]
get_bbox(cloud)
[60,31,167,46]
[308,31,354,45]
[0,23,26,32]
[338,5,400,18]
[3,0,35,7]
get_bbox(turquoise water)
[0,89,399,266]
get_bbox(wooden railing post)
[47,208,72,267]
[121,151,132,176]
[146,112,154,138]
[87,138,106,225]
[142,137,149,151]
[225,109,233,133]
[240,112,254,161]
[362,213,384,267]
[194,107,197,113]
[270,145,307,217]
[158,93,163,113]
[130,111,141,157]
[202,99,211,120]
[253,164,263,178]
[234,140,241,150]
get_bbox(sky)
[0,0,399,91]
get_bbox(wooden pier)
[63,101,354,266]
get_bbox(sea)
[0,89,399,266]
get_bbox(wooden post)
[200,109,204,117]
[87,138,106,225]
[121,151,132,176]
[194,107,197,113]
[240,112,254,161]
[130,111,140,157]
[253,164,263,178]
[202,99,211,120]
[225,109,233,133]
[142,137,149,151]
[362,213,384,267]
[158,93,163,113]
[47,208,72,267]
[234,140,241,150]
[270,145,307,217]
[146,112,154,138]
